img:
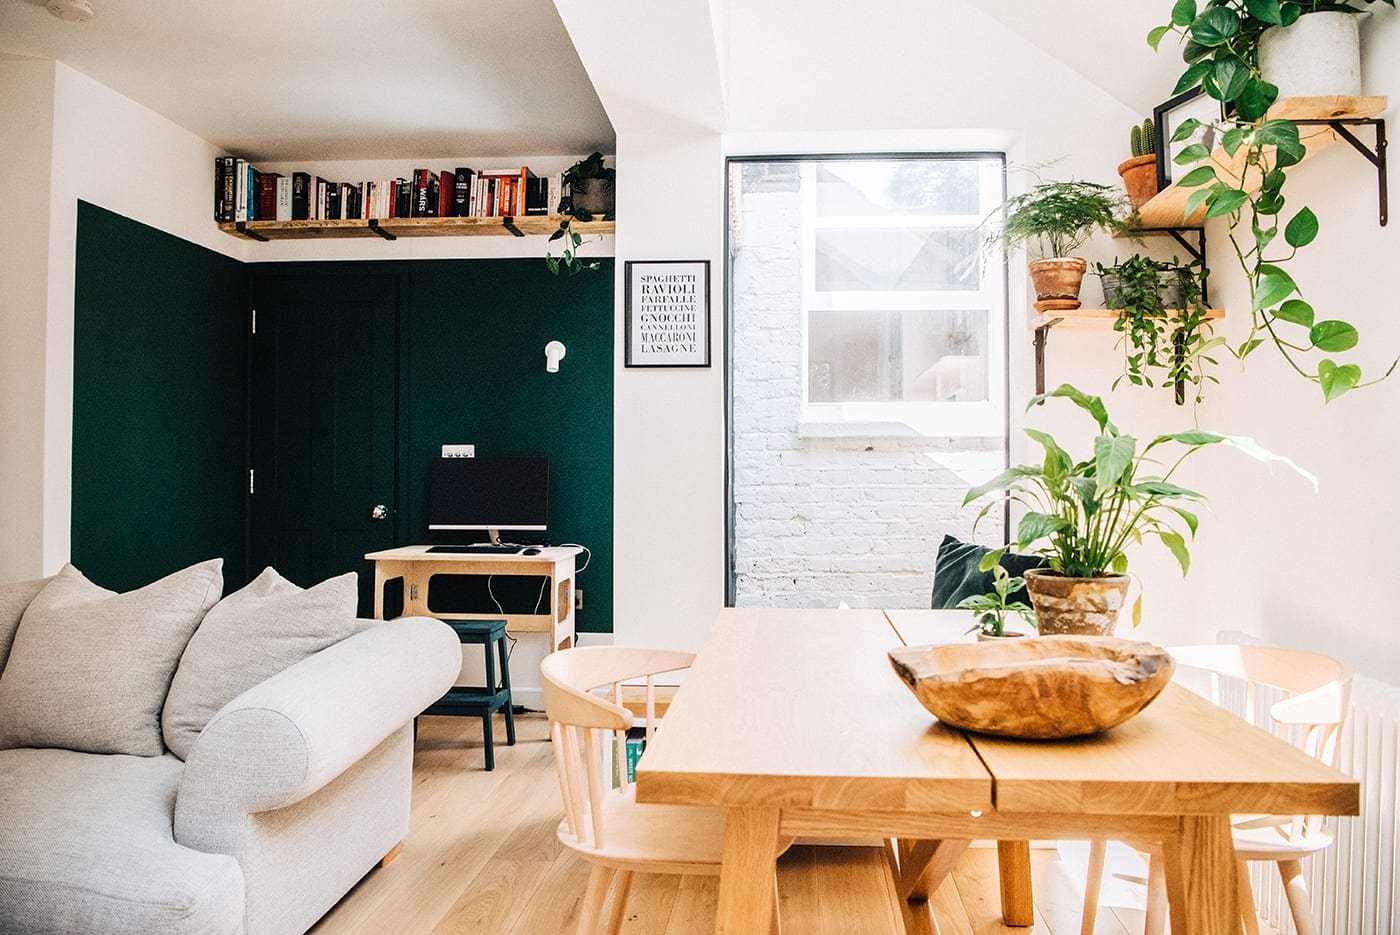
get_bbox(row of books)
[214,158,563,223]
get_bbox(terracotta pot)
[1028,257,1087,313]
[1117,155,1159,210]
[1023,569,1130,637]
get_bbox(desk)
[636,608,1360,935]
[364,546,580,651]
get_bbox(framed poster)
[1153,88,1222,190]
[624,260,711,368]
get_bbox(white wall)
[0,58,57,582]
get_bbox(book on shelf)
[255,172,281,221]
[275,177,292,221]
[291,172,310,220]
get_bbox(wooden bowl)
[888,636,1175,739]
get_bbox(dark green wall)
[72,201,249,591]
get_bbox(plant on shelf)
[547,153,615,276]
[1119,118,1161,209]
[956,558,1037,639]
[1148,0,1395,401]
[963,384,1313,635]
[983,175,1127,313]
[1095,255,1225,403]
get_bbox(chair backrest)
[540,646,695,852]
[1168,644,1352,841]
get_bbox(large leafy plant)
[963,384,1312,621]
[985,178,1126,259]
[1149,0,1395,401]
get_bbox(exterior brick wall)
[730,164,1004,609]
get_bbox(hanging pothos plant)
[1148,0,1396,401]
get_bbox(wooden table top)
[636,608,1360,821]
[364,545,581,562]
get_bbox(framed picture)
[1153,88,1222,190]
[624,260,711,368]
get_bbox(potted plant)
[1149,0,1395,401]
[984,177,1126,312]
[562,151,615,219]
[1095,255,1225,403]
[963,384,1312,635]
[957,559,1037,640]
[1119,118,1160,209]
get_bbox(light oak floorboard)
[316,715,1222,935]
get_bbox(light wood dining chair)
[541,646,793,935]
[1080,644,1351,935]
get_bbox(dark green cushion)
[930,534,1045,609]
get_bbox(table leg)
[893,839,968,902]
[997,840,1034,926]
[1160,815,1239,935]
[716,807,782,935]
[373,564,386,620]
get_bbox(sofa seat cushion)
[0,748,245,935]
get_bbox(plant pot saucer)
[1034,298,1082,312]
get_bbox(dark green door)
[249,272,400,615]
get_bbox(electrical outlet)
[441,444,475,458]
[575,589,584,611]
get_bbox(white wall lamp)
[545,340,567,373]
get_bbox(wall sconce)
[545,340,567,373]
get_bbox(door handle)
[371,504,389,520]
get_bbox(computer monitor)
[428,456,549,543]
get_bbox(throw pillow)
[930,534,1045,609]
[0,560,223,756]
[0,577,50,674]
[162,567,364,760]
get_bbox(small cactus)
[1130,118,1156,158]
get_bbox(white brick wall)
[730,165,1003,609]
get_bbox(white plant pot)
[1259,11,1362,100]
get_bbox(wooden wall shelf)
[1032,307,1225,330]
[1133,95,1388,229]
[219,214,615,242]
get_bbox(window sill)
[796,419,1001,440]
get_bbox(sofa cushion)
[163,567,363,760]
[0,560,224,756]
[0,577,49,674]
[930,534,1045,609]
[0,747,244,935]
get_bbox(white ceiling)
[0,0,616,161]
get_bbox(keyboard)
[427,544,526,555]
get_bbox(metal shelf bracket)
[234,221,269,243]
[367,219,397,241]
[1293,117,1388,226]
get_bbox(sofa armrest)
[175,616,460,820]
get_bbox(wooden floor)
[310,714,1189,934]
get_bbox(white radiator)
[1219,631,1400,935]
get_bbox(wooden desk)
[364,545,580,651]
[636,608,1360,935]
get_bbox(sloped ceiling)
[959,0,1187,116]
[0,0,615,160]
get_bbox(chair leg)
[482,712,495,771]
[1278,859,1319,935]
[499,635,516,745]
[1237,860,1261,935]
[1081,840,1107,935]
[770,870,782,935]
[604,870,634,935]
[1144,854,1168,935]
[576,865,614,935]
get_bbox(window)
[726,154,1009,610]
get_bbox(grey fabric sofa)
[0,615,461,935]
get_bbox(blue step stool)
[421,618,516,770]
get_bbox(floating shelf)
[1130,95,1388,229]
[218,214,615,242]
[1032,307,1225,330]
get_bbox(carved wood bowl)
[888,636,1175,740]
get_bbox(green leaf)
[1027,384,1116,433]
[1285,207,1319,248]
[1191,7,1241,46]
[1132,592,1144,627]
[962,466,1043,506]
[1159,530,1191,575]
[1184,186,1217,218]
[1171,117,1204,144]
[1245,0,1283,24]
[1112,553,1130,575]
[545,254,560,275]
[1176,165,1217,188]
[1238,337,1265,358]
[1172,0,1197,26]
[1017,511,1069,549]
[1174,142,1212,165]
[1236,78,1280,121]
[1148,24,1173,49]
[1173,61,1212,95]
[1317,359,1361,402]
[1168,505,1200,536]
[1132,479,1207,499]
[977,548,1008,573]
[1093,435,1137,493]
[1253,265,1298,310]
[1205,188,1248,219]
[1205,55,1251,102]
[1024,428,1072,479]
[1257,119,1306,165]
[548,228,566,242]
[1274,299,1314,327]
[1161,429,1224,446]
[1221,127,1249,157]
[1310,320,1359,352]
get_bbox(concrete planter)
[1260,11,1362,100]
[1023,569,1130,637]
[570,177,615,216]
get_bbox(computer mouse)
[520,547,543,555]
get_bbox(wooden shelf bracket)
[1293,117,1388,226]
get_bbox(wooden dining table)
[634,608,1360,935]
